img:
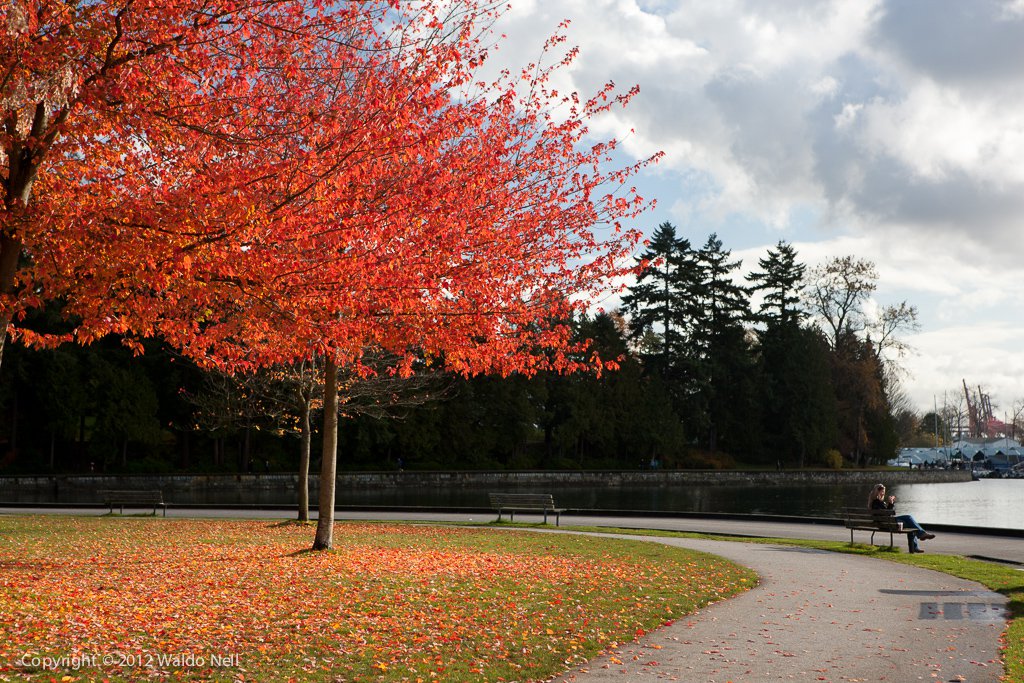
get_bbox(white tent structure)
[889,448,956,467]
[895,438,1024,474]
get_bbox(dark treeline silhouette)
[0,228,918,474]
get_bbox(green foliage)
[758,325,837,467]
[621,222,695,372]
[0,234,914,475]
[822,449,844,469]
[345,312,689,470]
[748,240,806,327]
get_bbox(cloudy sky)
[488,0,1024,414]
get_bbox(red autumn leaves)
[1,1,657,377]
[0,517,754,681]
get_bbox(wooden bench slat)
[489,493,564,525]
[841,506,910,548]
[98,490,166,517]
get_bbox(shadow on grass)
[101,512,161,518]
[285,545,343,558]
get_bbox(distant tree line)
[0,225,922,474]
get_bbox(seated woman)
[868,483,936,553]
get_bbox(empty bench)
[841,507,912,549]
[489,492,565,526]
[99,490,167,517]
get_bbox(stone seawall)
[0,469,971,492]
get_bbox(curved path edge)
[0,506,1013,681]
[549,533,1008,683]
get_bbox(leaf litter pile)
[0,517,755,682]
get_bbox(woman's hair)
[867,483,885,508]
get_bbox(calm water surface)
[7,476,1022,530]
[341,477,1023,530]
[889,478,1022,529]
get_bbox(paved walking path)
[339,509,1024,566]
[551,534,1008,683]
[1,506,1017,681]
[7,506,1020,564]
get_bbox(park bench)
[489,492,565,526]
[841,507,912,549]
[99,490,167,517]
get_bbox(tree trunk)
[0,235,23,375]
[0,312,10,374]
[242,427,251,472]
[312,356,339,550]
[9,387,17,459]
[181,431,190,470]
[78,414,86,465]
[298,395,311,522]
[854,400,865,467]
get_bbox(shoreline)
[0,468,972,493]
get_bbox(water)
[5,477,1022,531]
[888,478,1022,529]
[336,478,1024,531]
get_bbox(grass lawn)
[0,516,755,682]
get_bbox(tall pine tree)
[748,240,806,328]
[689,234,755,456]
[748,242,835,466]
[622,222,695,374]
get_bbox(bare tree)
[1011,398,1024,442]
[806,255,919,391]
[805,256,877,350]
[188,358,321,518]
[871,302,920,369]
[940,390,969,442]
[887,377,921,446]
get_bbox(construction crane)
[964,379,979,438]
[962,380,995,438]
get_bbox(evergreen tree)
[757,324,837,467]
[621,222,696,374]
[748,241,836,466]
[748,240,806,327]
[532,312,678,467]
[570,312,686,467]
[689,234,756,456]
[4,340,165,473]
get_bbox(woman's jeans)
[896,514,926,551]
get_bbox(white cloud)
[834,102,863,130]
[904,324,1024,410]
[487,0,1024,410]
[853,81,1024,186]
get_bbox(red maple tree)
[2,1,658,548]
